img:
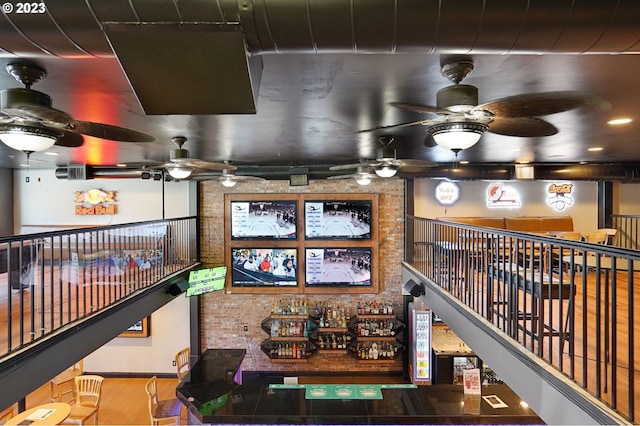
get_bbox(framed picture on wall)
[119,316,150,338]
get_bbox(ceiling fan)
[327,165,379,186]
[150,136,237,180]
[359,56,610,153]
[329,135,437,179]
[0,62,155,158]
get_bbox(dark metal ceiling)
[1,0,640,180]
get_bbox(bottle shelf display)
[260,298,403,363]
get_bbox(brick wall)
[198,179,405,373]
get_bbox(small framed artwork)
[119,316,150,338]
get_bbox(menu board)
[186,266,227,297]
[410,305,432,384]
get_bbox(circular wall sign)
[434,181,460,206]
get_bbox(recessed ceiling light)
[459,160,469,164]
[44,151,59,156]
[588,147,603,152]
[607,117,633,125]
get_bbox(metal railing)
[612,214,640,250]
[405,215,638,423]
[0,217,198,359]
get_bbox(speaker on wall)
[166,279,189,296]
[403,279,425,297]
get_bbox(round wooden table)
[6,402,71,425]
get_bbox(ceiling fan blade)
[329,161,379,171]
[389,102,450,115]
[71,121,155,142]
[357,119,436,133]
[398,159,438,168]
[55,129,84,147]
[487,116,558,137]
[476,91,610,118]
[3,104,73,124]
[230,175,266,182]
[184,159,237,171]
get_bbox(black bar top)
[176,349,543,425]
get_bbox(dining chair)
[62,374,104,425]
[584,230,609,244]
[50,360,84,403]
[598,228,618,245]
[175,347,191,381]
[145,375,182,425]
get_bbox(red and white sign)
[74,188,117,215]
[486,184,521,208]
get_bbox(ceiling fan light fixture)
[429,122,488,152]
[355,174,372,185]
[220,176,237,187]
[374,164,399,178]
[0,124,59,152]
[167,165,193,180]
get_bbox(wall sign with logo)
[546,183,574,211]
[434,181,460,206]
[486,183,521,209]
[74,188,117,215]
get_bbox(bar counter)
[176,349,543,425]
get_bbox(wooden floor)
[2,375,409,426]
[2,376,186,426]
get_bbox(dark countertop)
[176,349,544,425]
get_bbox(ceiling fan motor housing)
[170,147,190,162]
[1,88,52,110]
[436,84,478,109]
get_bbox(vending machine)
[407,301,432,385]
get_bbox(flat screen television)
[231,248,298,287]
[304,200,372,240]
[230,200,297,240]
[305,247,372,287]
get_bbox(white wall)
[13,168,193,230]
[0,168,12,236]
[414,179,599,233]
[13,168,194,374]
[84,296,191,375]
[615,182,640,215]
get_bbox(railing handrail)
[0,216,198,359]
[405,215,637,423]
[0,216,197,243]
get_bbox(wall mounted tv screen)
[304,200,372,240]
[230,200,297,240]
[305,247,372,287]
[231,248,298,287]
